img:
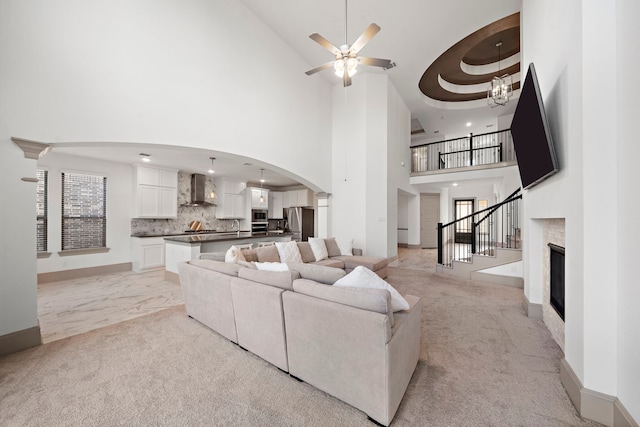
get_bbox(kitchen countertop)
[163,231,292,244]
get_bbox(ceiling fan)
[304,0,395,87]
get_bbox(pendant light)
[487,41,513,107]
[259,169,265,203]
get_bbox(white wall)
[616,0,640,420]
[36,153,133,273]
[523,0,640,421]
[331,74,411,258]
[0,144,39,337]
[0,0,332,342]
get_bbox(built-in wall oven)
[251,209,268,234]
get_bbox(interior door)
[454,199,474,244]
[420,193,440,248]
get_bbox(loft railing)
[411,129,515,173]
[437,188,522,268]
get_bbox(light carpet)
[0,266,601,426]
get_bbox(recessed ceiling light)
[139,153,151,162]
[466,122,472,127]
[243,162,253,166]
[452,182,458,186]
[434,130,439,134]
[486,124,494,128]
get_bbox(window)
[36,169,48,253]
[61,172,107,251]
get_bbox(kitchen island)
[163,231,292,282]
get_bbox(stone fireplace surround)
[542,218,565,351]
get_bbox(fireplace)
[548,243,565,321]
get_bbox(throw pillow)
[224,245,246,263]
[324,238,342,257]
[275,241,303,263]
[308,237,329,262]
[333,266,410,312]
[336,238,354,256]
[255,262,290,272]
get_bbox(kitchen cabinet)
[217,193,245,219]
[131,236,166,272]
[215,178,246,219]
[132,165,178,218]
[268,191,284,219]
[284,189,314,208]
[249,187,269,209]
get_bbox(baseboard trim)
[614,398,639,427]
[165,270,180,285]
[38,262,132,284]
[521,294,543,319]
[0,325,41,356]
[560,359,638,427]
[398,243,422,249]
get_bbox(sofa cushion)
[336,238,354,256]
[241,248,259,262]
[237,260,257,269]
[275,241,303,263]
[293,279,393,326]
[238,268,300,291]
[332,255,388,272]
[256,262,289,272]
[333,266,409,312]
[308,237,329,261]
[287,263,346,285]
[324,238,342,257]
[189,259,241,277]
[296,242,316,263]
[224,245,246,263]
[310,259,345,269]
[256,245,281,263]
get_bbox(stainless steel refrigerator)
[286,207,314,241]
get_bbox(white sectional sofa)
[178,259,421,426]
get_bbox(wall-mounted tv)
[510,63,559,189]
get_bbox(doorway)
[454,199,474,244]
[420,193,440,248]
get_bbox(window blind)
[36,169,48,252]
[61,172,107,250]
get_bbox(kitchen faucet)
[232,219,240,236]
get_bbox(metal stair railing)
[437,188,522,267]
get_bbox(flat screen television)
[510,63,559,189]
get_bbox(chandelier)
[487,41,512,107]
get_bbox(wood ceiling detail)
[419,13,521,103]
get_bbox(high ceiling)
[51,0,522,187]
[239,0,522,137]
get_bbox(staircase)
[436,188,523,286]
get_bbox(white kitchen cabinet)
[249,187,269,209]
[131,236,166,272]
[132,165,178,218]
[216,178,246,195]
[285,189,314,207]
[268,191,284,219]
[217,193,245,219]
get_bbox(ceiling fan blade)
[305,61,335,76]
[350,23,381,53]
[358,57,395,69]
[343,69,352,87]
[309,33,341,55]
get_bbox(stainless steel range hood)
[182,173,215,207]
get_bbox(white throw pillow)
[336,238,354,256]
[275,241,303,264]
[333,266,410,312]
[255,262,289,272]
[224,245,246,263]
[308,237,329,262]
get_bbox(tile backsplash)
[131,171,237,235]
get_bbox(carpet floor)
[0,265,601,426]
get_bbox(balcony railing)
[411,129,515,173]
